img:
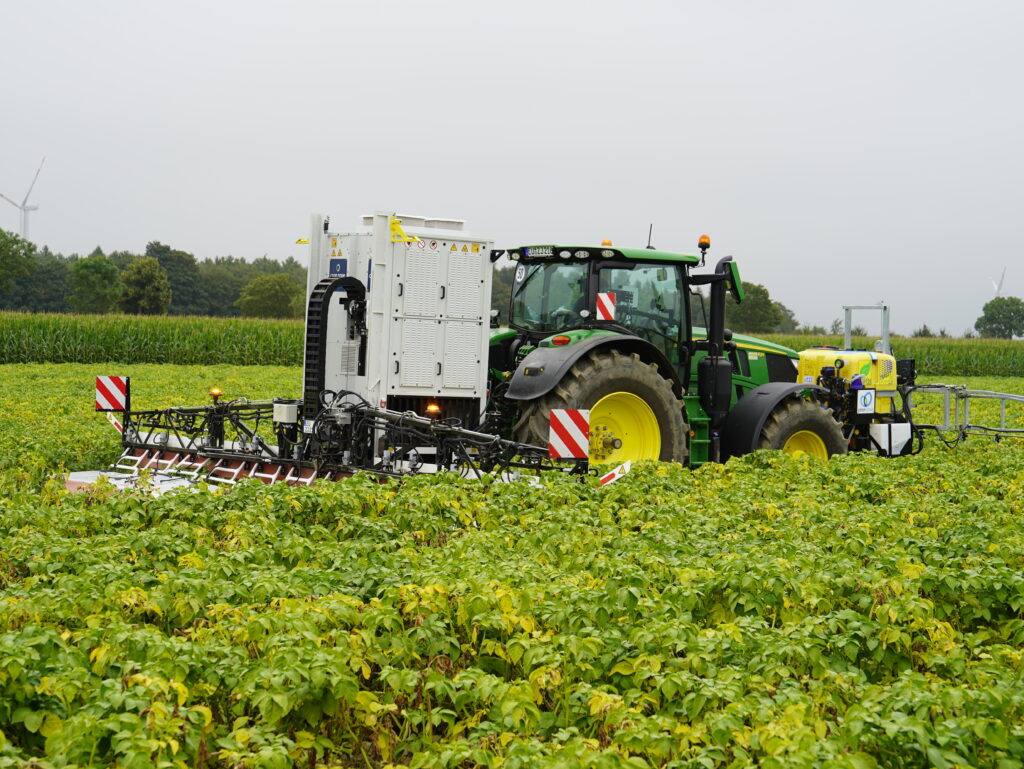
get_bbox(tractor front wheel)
[758,397,847,459]
[514,349,688,464]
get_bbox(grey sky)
[2,1,1021,335]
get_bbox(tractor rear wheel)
[758,397,847,459]
[514,349,688,464]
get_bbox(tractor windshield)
[510,261,589,332]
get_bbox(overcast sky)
[2,1,1021,335]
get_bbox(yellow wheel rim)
[782,430,829,459]
[589,392,661,463]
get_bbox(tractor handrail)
[909,383,1024,438]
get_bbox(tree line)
[0,229,306,318]
[2,229,1021,335]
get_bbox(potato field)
[1,365,1024,768]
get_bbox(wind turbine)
[0,157,45,240]
[992,267,1007,298]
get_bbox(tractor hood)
[692,327,799,359]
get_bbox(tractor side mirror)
[724,260,744,303]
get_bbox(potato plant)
[0,367,1023,768]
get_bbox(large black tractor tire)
[758,397,847,459]
[514,349,688,464]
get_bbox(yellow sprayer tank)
[796,348,898,414]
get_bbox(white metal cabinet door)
[398,248,442,318]
[441,321,485,393]
[393,318,442,391]
[445,247,485,321]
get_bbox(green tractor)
[487,239,848,465]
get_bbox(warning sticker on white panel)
[856,389,876,414]
[515,265,525,282]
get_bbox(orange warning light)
[601,239,613,246]
[425,403,441,416]
[209,387,223,403]
[698,234,711,249]
[551,335,572,346]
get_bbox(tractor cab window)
[598,264,684,361]
[510,261,589,332]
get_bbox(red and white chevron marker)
[95,375,129,411]
[596,292,616,321]
[106,412,124,434]
[599,460,632,486]
[548,408,590,459]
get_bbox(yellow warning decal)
[461,245,469,252]
[295,238,310,244]
[471,243,480,253]
[390,217,420,243]
[331,237,338,248]
[450,243,458,251]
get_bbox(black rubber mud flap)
[720,382,827,461]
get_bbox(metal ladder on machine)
[842,303,1024,445]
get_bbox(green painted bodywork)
[692,328,799,358]
[615,247,701,264]
[684,396,712,465]
[488,327,517,345]
[536,328,615,347]
[725,261,744,303]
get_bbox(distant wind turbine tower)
[992,267,1007,298]
[0,156,46,239]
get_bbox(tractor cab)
[504,245,699,371]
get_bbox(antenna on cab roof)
[646,223,655,250]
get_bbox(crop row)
[763,334,1024,378]
[2,312,1022,375]
[0,312,304,366]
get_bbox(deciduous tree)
[121,257,172,314]
[235,274,304,318]
[0,228,36,292]
[147,241,204,315]
[975,296,1024,338]
[726,282,783,333]
[68,253,122,313]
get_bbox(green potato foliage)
[1,367,1023,768]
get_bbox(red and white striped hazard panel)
[599,460,632,486]
[548,408,590,459]
[596,292,616,321]
[95,375,129,411]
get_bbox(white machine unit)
[304,211,494,428]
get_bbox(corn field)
[763,334,1024,377]
[1,313,1021,375]
[0,312,304,366]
